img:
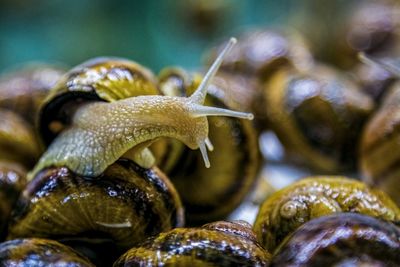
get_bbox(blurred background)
[0,0,354,73]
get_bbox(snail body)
[0,238,94,266]
[270,213,400,266]
[113,220,271,266]
[253,176,400,252]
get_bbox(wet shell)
[39,57,159,145]
[0,161,27,240]
[360,81,400,206]
[263,65,374,172]
[270,213,400,266]
[0,238,94,266]
[156,68,261,224]
[253,176,400,252]
[8,159,184,256]
[113,220,271,266]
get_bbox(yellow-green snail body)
[113,220,271,266]
[253,176,400,252]
[9,38,254,264]
[263,64,374,172]
[154,67,261,224]
[270,213,400,266]
[0,238,94,266]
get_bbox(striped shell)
[270,213,400,266]
[113,220,271,266]
[253,176,400,252]
[8,159,183,263]
[0,238,94,266]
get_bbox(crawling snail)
[0,238,94,266]
[253,176,400,252]
[9,38,254,263]
[270,213,400,266]
[154,67,261,224]
[358,53,400,206]
[114,220,271,266]
[263,64,374,172]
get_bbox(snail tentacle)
[358,52,400,76]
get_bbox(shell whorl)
[29,38,253,178]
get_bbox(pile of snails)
[1,1,400,265]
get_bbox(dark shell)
[263,65,374,172]
[360,82,400,206]
[0,109,40,167]
[8,159,184,262]
[206,28,313,80]
[0,238,94,266]
[253,176,400,252]
[156,68,261,224]
[0,63,65,124]
[0,161,26,240]
[38,57,159,146]
[270,213,400,266]
[113,220,271,267]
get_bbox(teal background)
[0,0,301,73]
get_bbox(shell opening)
[358,52,400,77]
[190,37,237,104]
[199,141,211,168]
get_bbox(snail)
[0,238,94,266]
[253,176,400,252]
[270,213,400,266]
[358,53,400,206]
[9,38,254,263]
[154,67,261,224]
[263,64,374,172]
[113,220,271,266]
[0,63,65,125]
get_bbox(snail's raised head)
[185,37,254,168]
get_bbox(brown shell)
[0,109,40,167]
[114,220,271,266]
[263,64,374,172]
[0,63,65,124]
[155,68,261,224]
[0,238,94,266]
[38,57,159,146]
[253,176,400,252]
[360,81,400,206]
[8,159,184,263]
[270,213,400,266]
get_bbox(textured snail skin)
[8,159,184,258]
[0,238,94,266]
[113,221,271,267]
[253,176,400,252]
[270,213,400,266]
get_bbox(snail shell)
[253,176,400,252]
[8,159,184,259]
[155,67,261,224]
[0,238,94,266]
[113,220,271,266]
[270,213,400,266]
[263,64,374,172]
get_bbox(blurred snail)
[0,63,65,125]
[253,176,400,252]
[154,67,260,224]
[114,220,271,266]
[270,213,400,266]
[359,53,400,207]
[263,64,374,172]
[0,238,94,266]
